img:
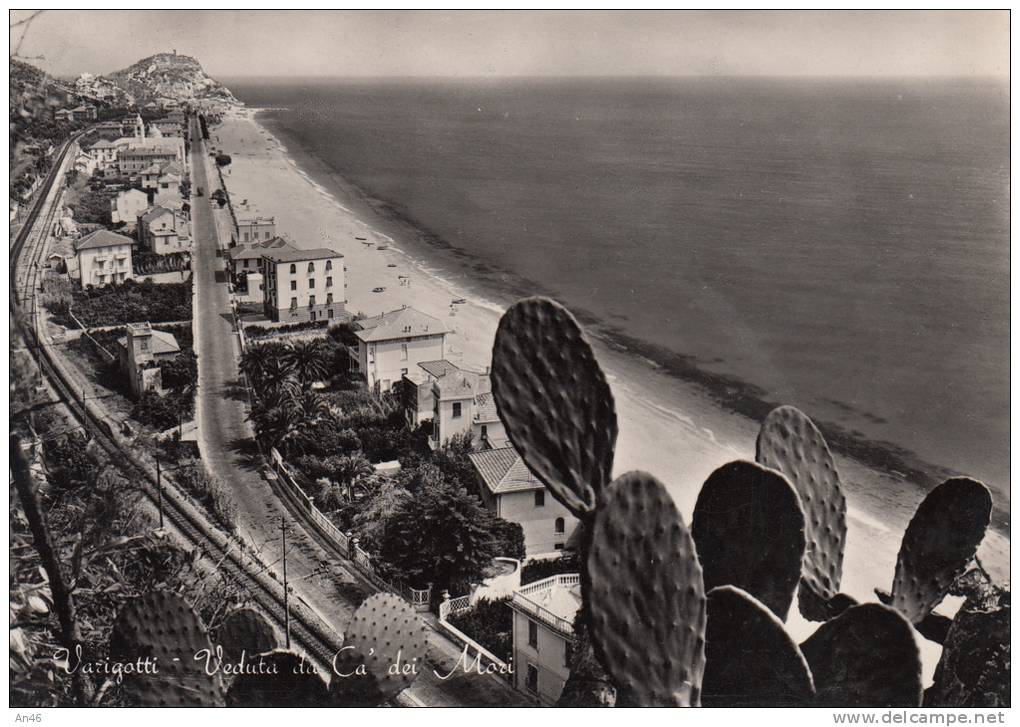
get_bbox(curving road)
[188,119,527,707]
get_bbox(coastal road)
[189,119,527,707]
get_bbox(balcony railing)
[510,574,580,637]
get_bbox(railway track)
[10,129,346,675]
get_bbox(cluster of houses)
[333,300,581,704]
[65,111,192,289]
[55,104,98,123]
[224,216,348,324]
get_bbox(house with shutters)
[74,229,134,288]
[508,574,581,705]
[467,446,578,556]
[137,206,191,255]
[261,242,346,323]
[349,307,448,393]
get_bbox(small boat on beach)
[372,286,386,293]
[387,263,397,268]
[452,298,466,305]
[355,236,367,241]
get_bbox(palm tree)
[287,339,331,388]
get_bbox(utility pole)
[81,387,89,439]
[282,517,290,649]
[155,454,164,530]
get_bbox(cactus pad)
[692,460,806,621]
[800,603,922,706]
[214,607,279,663]
[584,471,706,706]
[756,405,847,620]
[109,590,224,707]
[702,585,814,707]
[226,650,329,707]
[891,477,992,624]
[491,297,617,517]
[331,592,428,704]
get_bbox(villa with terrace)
[508,574,581,705]
[349,306,449,392]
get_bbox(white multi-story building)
[74,229,134,288]
[468,446,577,555]
[350,307,448,392]
[508,574,581,705]
[110,188,149,226]
[402,361,506,449]
[137,206,191,255]
[235,216,276,244]
[261,243,346,323]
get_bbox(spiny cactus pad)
[214,607,279,663]
[584,471,706,706]
[109,590,224,707]
[891,477,992,624]
[756,405,847,620]
[800,603,922,706]
[332,592,428,703]
[702,585,814,707]
[491,297,618,517]
[691,460,806,621]
[225,650,329,707]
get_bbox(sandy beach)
[208,107,1008,679]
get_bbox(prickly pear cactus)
[891,477,992,624]
[692,460,806,621]
[756,405,847,621]
[491,297,617,517]
[213,607,279,663]
[109,590,224,707]
[226,650,329,707]
[800,603,922,707]
[584,471,706,706]
[702,585,814,707]
[330,592,428,705]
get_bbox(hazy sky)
[10,10,1009,79]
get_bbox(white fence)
[437,593,512,680]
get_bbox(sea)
[227,77,1010,522]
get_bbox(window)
[326,293,333,304]
[289,297,297,309]
[308,262,315,273]
[325,260,332,271]
[481,424,488,438]
[452,402,462,419]
[290,280,297,291]
[554,543,565,551]
[400,343,408,361]
[526,664,539,694]
[264,231,271,240]
[527,621,538,649]
[326,276,333,287]
[535,490,545,507]
[289,263,296,274]
[139,339,149,351]
[243,259,250,269]
[308,278,315,288]
[327,309,334,319]
[309,295,316,307]
[555,517,565,534]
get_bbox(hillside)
[99,52,236,106]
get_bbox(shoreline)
[209,105,1009,602]
[251,108,1009,533]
